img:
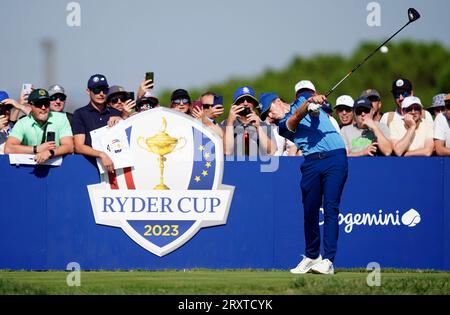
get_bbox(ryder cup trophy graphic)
[137,117,186,190]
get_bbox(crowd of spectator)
[0,74,449,170]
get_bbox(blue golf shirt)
[278,96,345,156]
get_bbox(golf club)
[324,8,421,97]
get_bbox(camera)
[239,107,252,116]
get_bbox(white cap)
[401,96,422,109]
[294,80,316,93]
[335,95,354,108]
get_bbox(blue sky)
[1,0,448,112]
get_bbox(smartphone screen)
[145,72,154,82]
[46,131,56,142]
[213,95,223,105]
[192,100,203,111]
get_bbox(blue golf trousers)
[300,149,348,262]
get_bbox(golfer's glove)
[308,103,321,116]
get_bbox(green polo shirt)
[9,112,72,146]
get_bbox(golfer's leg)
[300,160,323,259]
[322,154,348,262]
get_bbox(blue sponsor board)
[0,155,449,270]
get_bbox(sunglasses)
[172,98,190,105]
[355,107,371,116]
[393,91,411,99]
[50,94,67,102]
[236,96,257,105]
[336,106,352,113]
[32,100,51,108]
[109,95,128,105]
[404,105,422,113]
[91,87,109,95]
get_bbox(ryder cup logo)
[87,108,234,256]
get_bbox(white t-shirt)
[390,119,434,151]
[433,113,450,148]
[271,124,296,156]
[380,109,433,126]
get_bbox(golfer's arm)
[287,100,309,131]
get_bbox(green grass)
[0,269,449,295]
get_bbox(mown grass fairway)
[0,269,449,295]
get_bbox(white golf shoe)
[311,259,334,275]
[290,255,322,274]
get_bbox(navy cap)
[170,89,191,102]
[87,74,109,90]
[0,91,9,103]
[259,92,279,120]
[391,78,412,93]
[233,86,258,105]
[353,96,373,110]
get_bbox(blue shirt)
[278,96,345,156]
[72,103,122,147]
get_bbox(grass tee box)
[0,270,449,295]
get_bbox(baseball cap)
[136,95,159,110]
[171,89,191,102]
[391,78,412,93]
[353,96,373,110]
[232,86,258,105]
[294,80,316,94]
[335,95,354,108]
[48,84,66,97]
[401,96,422,109]
[106,85,127,102]
[360,89,381,100]
[28,89,50,104]
[0,91,9,103]
[429,93,446,108]
[259,92,279,120]
[87,74,109,90]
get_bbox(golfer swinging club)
[278,87,348,275]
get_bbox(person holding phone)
[170,89,192,115]
[221,86,276,156]
[190,94,223,138]
[4,89,74,163]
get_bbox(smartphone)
[128,92,135,101]
[46,131,55,142]
[22,83,33,95]
[213,95,223,106]
[145,72,154,83]
[0,106,6,116]
[192,100,203,111]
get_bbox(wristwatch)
[49,149,55,158]
[32,146,37,154]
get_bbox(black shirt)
[72,103,121,147]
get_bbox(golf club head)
[408,8,420,22]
